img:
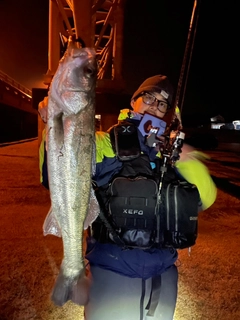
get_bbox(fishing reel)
[145,113,185,167]
[162,130,185,166]
[145,127,185,167]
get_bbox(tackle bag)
[158,179,200,249]
[107,173,200,249]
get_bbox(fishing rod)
[174,0,201,115]
[154,1,201,243]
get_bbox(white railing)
[0,70,32,97]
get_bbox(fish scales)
[46,40,97,306]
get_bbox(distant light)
[211,123,225,129]
[233,120,240,130]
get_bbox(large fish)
[45,38,97,307]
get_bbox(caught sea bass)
[44,39,97,306]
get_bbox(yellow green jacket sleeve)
[176,158,217,210]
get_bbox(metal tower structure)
[44,0,126,93]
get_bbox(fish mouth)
[65,89,86,92]
[62,89,93,96]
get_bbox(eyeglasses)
[140,92,171,111]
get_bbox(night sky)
[0,0,239,122]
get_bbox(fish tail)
[51,267,90,306]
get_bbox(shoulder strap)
[145,275,162,317]
[94,189,127,248]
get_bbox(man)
[83,75,217,320]
[39,74,216,319]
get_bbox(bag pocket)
[108,176,158,248]
[161,181,200,249]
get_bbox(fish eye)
[84,66,95,77]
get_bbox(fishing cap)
[131,75,174,106]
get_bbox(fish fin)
[51,268,90,306]
[43,207,62,237]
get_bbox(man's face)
[131,92,169,118]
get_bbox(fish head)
[50,43,97,115]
